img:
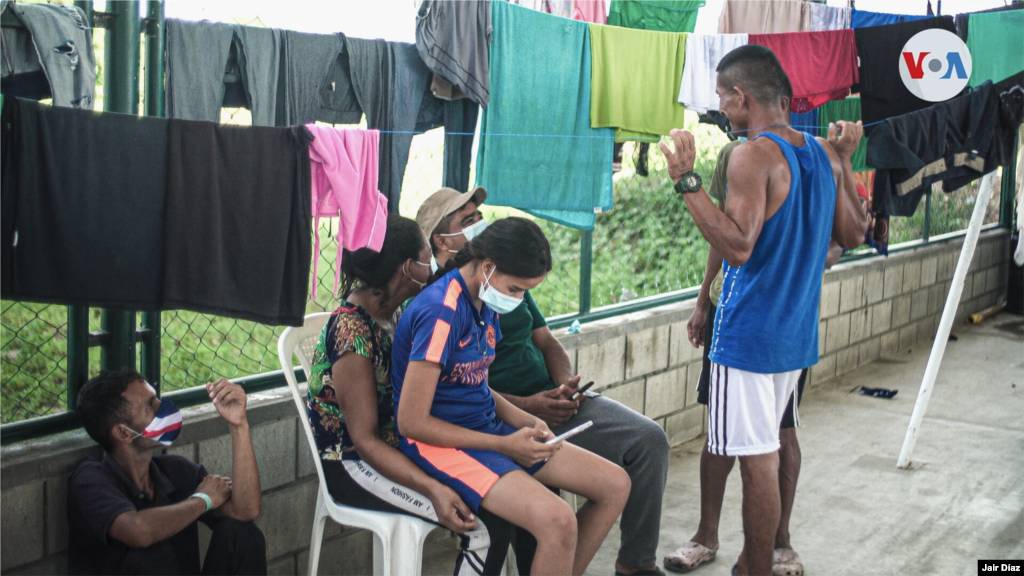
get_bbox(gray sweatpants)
[554,394,670,567]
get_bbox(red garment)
[749,29,859,113]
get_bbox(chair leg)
[307,493,329,576]
[372,529,389,576]
[390,520,429,576]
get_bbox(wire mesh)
[0,6,1013,425]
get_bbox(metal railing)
[0,1,1016,442]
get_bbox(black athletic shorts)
[696,303,807,429]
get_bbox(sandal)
[615,569,666,576]
[773,548,804,576]
[663,541,717,573]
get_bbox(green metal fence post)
[140,0,165,390]
[579,230,593,315]
[100,0,141,372]
[923,191,931,242]
[66,306,90,412]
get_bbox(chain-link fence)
[0,5,1010,427]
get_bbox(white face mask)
[430,255,439,273]
[480,267,523,314]
[405,260,430,288]
[441,218,489,242]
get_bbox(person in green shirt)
[417,188,673,576]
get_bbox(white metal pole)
[897,173,996,469]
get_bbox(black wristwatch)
[674,171,702,194]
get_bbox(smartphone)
[545,420,593,444]
[570,381,595,401]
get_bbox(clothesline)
[365,120,887,140]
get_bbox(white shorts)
[706,361,802,456]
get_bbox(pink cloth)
[307,124,388,300]
[573,0,607,24]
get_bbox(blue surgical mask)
[480,267,523,314]
[125,399,182,447]
[430,255,439,273]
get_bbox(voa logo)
[899,28,972,102]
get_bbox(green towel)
[475,1,613,230]
[817,97,870,172]
[589,24,689,142]
[607,0,705,33]
[968,10,1024,87]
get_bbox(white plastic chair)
[277,313,437,576]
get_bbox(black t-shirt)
[854,16,958,134]
[67,453,211,575]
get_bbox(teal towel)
[475,1,613,230]
[968,10,1024,87]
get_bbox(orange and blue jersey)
[392,268,503,434]
[392,268,543,510]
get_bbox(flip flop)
[663,541,717,573]
[615,569,666,576]
[773,548,804,576]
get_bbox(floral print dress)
[307,301,399,461]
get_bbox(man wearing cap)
[415,186,490,271]
[416,189,673,576]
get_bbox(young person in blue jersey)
[306,214,513,576]
[392,217,631,576]
[418,187,673,576]
[659,45,868,576]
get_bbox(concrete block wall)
[807,230,1010,385]
[0,229,1011,574]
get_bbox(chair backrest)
[277,312,333,489]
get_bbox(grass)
[0,104,1000,424]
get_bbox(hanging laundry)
[807,3,851,31]
[1,97,166,307]
[988,71,1024,185]
[867,82,1022,217]
[345,38,440,211]
[416,0,492,107]
[442,99,480,192]
[280,31,362,126]
[1,3,95,108]
[607,1,705,33]
[476,1,613,229]
[573,0,608,25]
[2,97,316,325]
[850,9,930,29]
[677,33,749,114]
[0,22,50,101]
[955,2,1023,43]
[590,24,688,141]
[165,19,282,126]
[749,29,858,113]
[509,0,577,18]
[967,10,1024,88]
[853,16,957,133]
[718,0,809,34]
[306,126,388,300]
[699,110,736,140]
[790,109,817,133]
[163,119,313,326]
[817,97,869,172]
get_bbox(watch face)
[685,174,698,189]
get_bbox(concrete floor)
[424,314,1024,575]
